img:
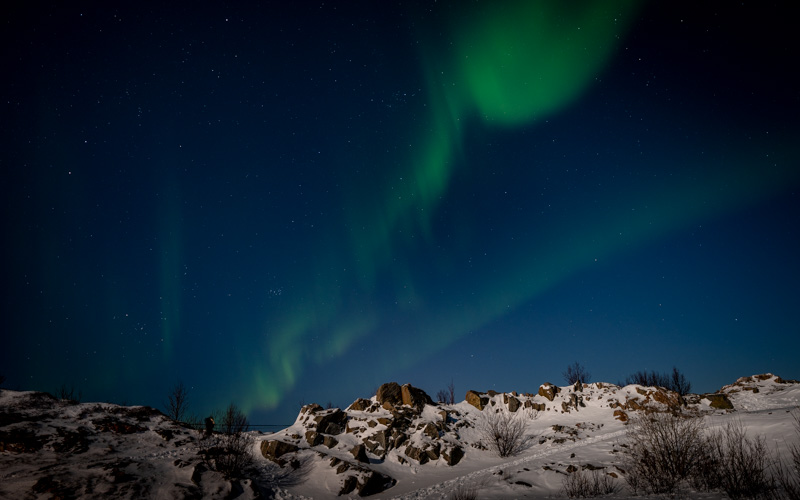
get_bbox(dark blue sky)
[2,1,798,424]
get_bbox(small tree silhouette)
[562,362,591,385]
[165,380,190,422]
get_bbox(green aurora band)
[241,1,798,413]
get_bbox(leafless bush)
[200,403,254,478]
[165,380,189,422]
[563,362,591,385]
[669,367,692,396]
[562,468,619,498]
[623,367,691,396]
[481,409,531,457]
[448,483,478,500]
[623,412,706,495]
[437,379,456,404]
[773,407,800,500]
[696,420,774,499]
[53,383,82,403]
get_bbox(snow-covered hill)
[1,374,798,499]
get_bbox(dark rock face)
[705,394,734,410]
[349,398,373,411]
[442,446,464,465]
[465,390,489,410]
[350,443,370,463]
[260,440,299,463]
[400,385,434,410]
[314,409,347,435]
[376,383,403,407]
[538,383,560,401]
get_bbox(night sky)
[3,1,798,424]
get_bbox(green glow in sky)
[244,1,641,412]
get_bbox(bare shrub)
[562,468,619,498]
[624,367,692,396]
[563,362,591,385]
[623,412,706,495]
[669,367,692,396]
[773,407,800,500]
[53,384,82,403]
[448,483,478,500]
[437,379,456,404]
[481,409,531,457]
[697,420,774,499]
[165,380,189,422]
[200,403,254,478]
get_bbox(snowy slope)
[1,374,798,499]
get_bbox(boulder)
[401,384,434,410]
[466,390,489,410]
[350,443,370,463]
[705,394,734,410]
[613,410,628,422]
[315,409,347,435]
[422,422,439,439]
[506,395,521,413]
[442,446,465,466]
[305,431,322,446]
[538,383,560,401]
[323,435,338,449]
[404,444,429,464]
[260,440,299,463]
[348,398,372,411]
[376,382,403,407]
[357,470,397,496]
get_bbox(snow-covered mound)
[1,374,798,499]
[0,390,264,499]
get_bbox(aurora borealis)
[2,2,799,424]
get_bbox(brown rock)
[422,422,439,439]
[706,394,734,410]
[260,440,299,462]
[538,383,560,401]
[376,382,403,406]
[315,409,347,435]
[613,410,628,422]
[404,444,429,464]
[305,431,322,446]
[349,398,372,411]
[323,435,338,448]
[442,446,465,466]
[401,384,434,410]
[507,395,521,412]
[350,443,370,463]
[465,390,489,410]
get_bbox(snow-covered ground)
[1,374,798,499]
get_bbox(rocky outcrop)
[260,440,299,465]
[705,394,734,410]
[332,457,396,496]
[401,385,434,410]
[504,394,521,412]
[314,409,347,435]
[466,390,489,410]
[538,383,560,401]
[350,443,370,463]
[376,382,403,408]
[376,383,433,411]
